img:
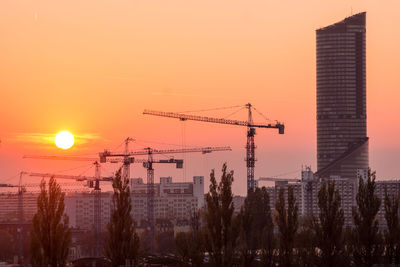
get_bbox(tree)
[313,181,345,266]
[383,189,400,264]
[104,168,140,267]
[296,218,317,267]
[275,186,298,267]
[175,232,191,266]
[352,169,383,266]
[29,177,71,267]
[175,211,205,267]
[260,222,276,267]
[0,229,14,262]
[237,187,275,266]
[204,163,236,267]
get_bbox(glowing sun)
[55,131,74,149]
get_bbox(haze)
[1,0,399,195]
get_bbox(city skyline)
[1,1,400,196]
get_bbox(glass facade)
[316,12,368,180]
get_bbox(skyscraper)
[316,12,368,180]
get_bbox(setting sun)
[55,131,74,149]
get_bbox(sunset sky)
[1,0,399,195]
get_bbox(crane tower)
[143,103,285,193]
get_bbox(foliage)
[275,186,298,267]
[343,226,356,266]
[156,231,175,254]
[0,229,14,262]
[104,168,139,267]
[237,187,275,266]
[383,189,400,264]
[175,211,205,267]
[313,180,345,266]
[295,218,317,267]
[175,232,191,266]
[352,169,383,266]
[29,176,71,267]
[259,223,276,267]
[204,163,237,267]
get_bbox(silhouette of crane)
[100,143,231,252]
[143,103,284,193]
[25,139,231,253]
[20,158,112,258]
[0,173,88,264]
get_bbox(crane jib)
[143,110,284,132]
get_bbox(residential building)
[130,176,204,224]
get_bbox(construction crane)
[27,167,111,257]
[143,103,285,193]
[25,140,231,253]
[100,144,231,252]
[258,177,300,183]
[20,158,111,258]
[0,173,88,265]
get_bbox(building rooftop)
[316,12,366,33]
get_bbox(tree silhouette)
[383,189,400,264]
[275,186,298,267]
[296,218,317,267]
[104,168,139,267]
[204,163,236,267]
[352,169,383,266]
[29,177,71,267]
[237,187,274,266]
[313,180,345,266]
[0,230,14,262]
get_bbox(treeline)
[26,164,400,266]
[175,166,400,267]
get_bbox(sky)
[0,0,399,196]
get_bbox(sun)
[55,131,75,149]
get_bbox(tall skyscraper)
[316,12,368,180]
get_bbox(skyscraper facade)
[316,12,368,180]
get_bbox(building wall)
[316,12,368,180]
[130,176,203,224]
[375,181,400,229]
[0,193,37,223]
[67,192,112,231]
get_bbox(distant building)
[130,176,204,223]
[65,192,112,231]
[232,195,245,214]
[316,12,368,180]
[262,167,357,227]
[0,192,37,223]
[375,180,400,229]
[264,181,302,217]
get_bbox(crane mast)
[17,172,24,264]
[145,148,155,252]
[24,140,231,253]
[100,143,230,252]
[10,172,90,264]
[21,157,108,258]
[246,103,256,191]
[144,103,284,193]
[93,162,101,257]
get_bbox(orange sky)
[1,0,399,195]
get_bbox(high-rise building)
[316,12,369,180]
